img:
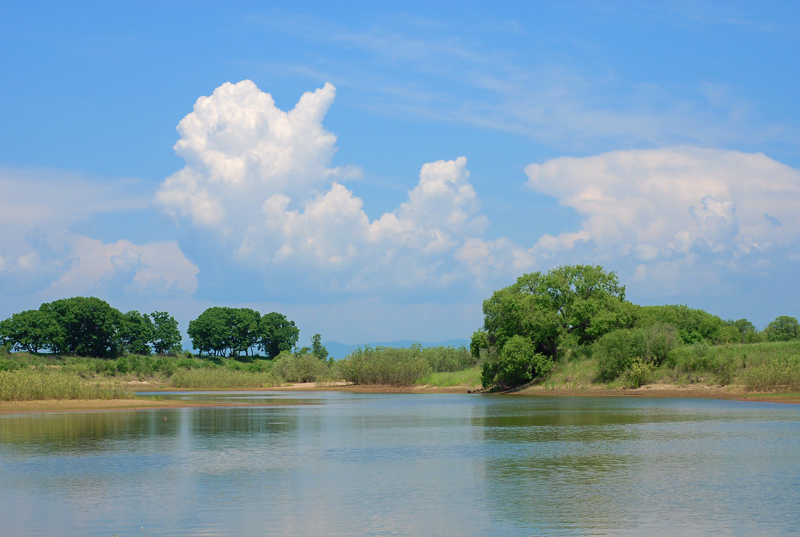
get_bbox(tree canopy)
[0,297,182,357]
[187,308,299,358]
[475,265,632,359]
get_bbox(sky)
[1,1,798,346]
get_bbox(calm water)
[1,392,799,537]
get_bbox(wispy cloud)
[245,10,797,154]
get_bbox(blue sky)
[1,1,798,345]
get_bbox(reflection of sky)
[1,394,799,536]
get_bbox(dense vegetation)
[186,307,299,358]
[1,267,799,401]
[472,265,800,391]
[0,297,181,357]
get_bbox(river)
[1,391,799,536]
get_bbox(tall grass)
[0,369,133,401]
[271,352,332,383]
[417,366,482,388]
[169,368,278,389]
[337,347,431,385]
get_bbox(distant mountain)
[322,338,470,360]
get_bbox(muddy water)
[1,391,799,536]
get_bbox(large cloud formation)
[155,81,800,305]
[525,147,800,293]
[155,80,487,291]
[459,147,800,296]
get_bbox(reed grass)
[169,368,279,389]
[0,368,133,401]
[417,366,482,388]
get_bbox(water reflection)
[1,393,799,536]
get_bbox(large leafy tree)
[119,310,154,355]
[188,307,230,356]
[0,309,62,354]
[150,311,182,354]
[475,265,632,362]
[766,316,800,342]
[226,308,261,356]
[40,297,123,357]
[188,307,270,357]
[259,312,299,359]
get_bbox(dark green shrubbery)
[595,322,680,382]
[481,335,553,389]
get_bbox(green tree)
[188,307,229,356]
[149,311,182,355]
[766,316,800,342]
[0,309,61,354]
[227,308,261,356]
[474,265,632,361]
[635,304,730,344]
[726,318,761,343]
[311,333,329,360]
[119,310,154,355]
[40,297,123,357]
[259,312,300,359]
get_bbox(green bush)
[272,351,331,383]
[622,358,653,388]
[481,335,553,389]
[337,346,432,386]
[594,329,641,382]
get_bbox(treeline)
[472,265,800,390]
[0,297,180,358]
[0,298,312,361]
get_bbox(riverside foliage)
[0,297,181,357]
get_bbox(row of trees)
[0,297,181,358]
[472,265,800,389]
[0,299,311,360]
[187,307,301,358]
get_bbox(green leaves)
[187,308,299,358]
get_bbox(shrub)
[622,358,653,388]
[272,351,331,383]
[481,335,553,389]
[337,346,431,386]
[594,329,641,382]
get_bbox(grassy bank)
[546,340,800,391]
[0,369,133,401]
[2,341,799,402]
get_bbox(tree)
[259,312,299,359]
[188,307,229,356]
[119,310,154,355]
[149,311,182,354]
[226,308,261,356]
[727,318,761,343]
[0,309,61,354]
[311,333,329,360]
[40,297,123,357]
[766,316,800,342]
[475,265,632,362]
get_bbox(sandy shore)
[2,382,798,414]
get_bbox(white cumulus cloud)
[520,147,800,292]
[155,81,489,292]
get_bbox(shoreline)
[2,382,798,414]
